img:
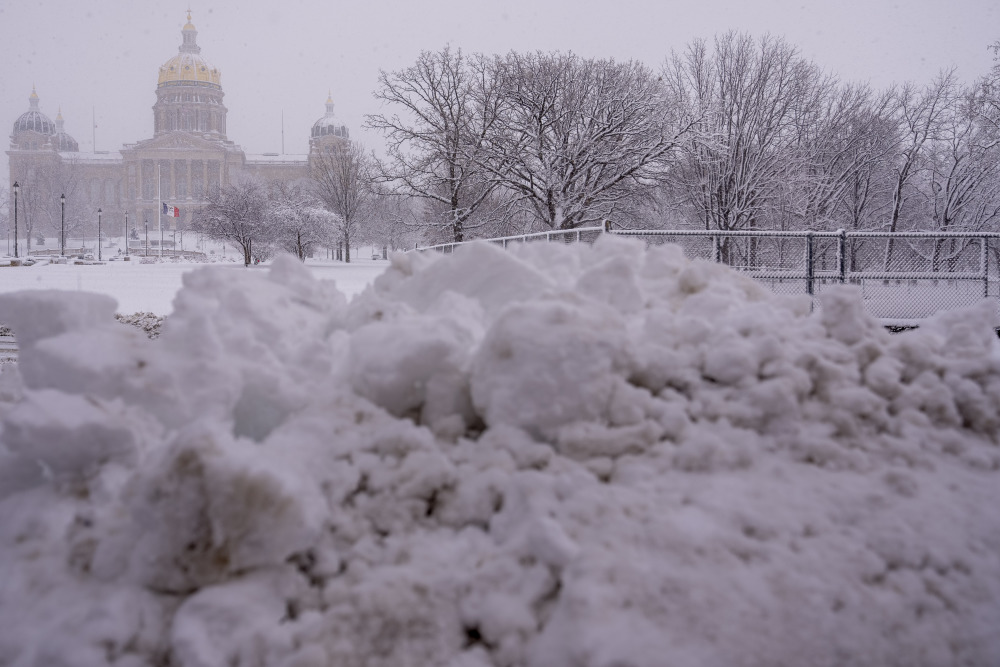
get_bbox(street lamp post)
[124,210,129,257]
[97,208,102,261]
[12,181,19,259]
[60,193,65,257]
[144,221,148,257]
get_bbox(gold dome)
[157,11,220,88]
[157,53,222,87]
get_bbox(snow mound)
[1,237,999,667]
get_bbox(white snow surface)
[0,256,386,315]
[1,236,999,667]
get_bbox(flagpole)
[157,163,162,258]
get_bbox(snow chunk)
[470,297,631,441]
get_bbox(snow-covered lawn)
[0,255,388,315]
[0,238,998,666]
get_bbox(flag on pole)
[162,202,179,217]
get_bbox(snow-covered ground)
[0,255,388,315]
[1,237,999,666]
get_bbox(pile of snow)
[1,237,999,667]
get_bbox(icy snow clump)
[1,236,999,667]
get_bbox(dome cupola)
[53,108,79,152]
[157,12,222,89]
[311,93,349,141]
[152,12,228,138]
[12,86,56,136]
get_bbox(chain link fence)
[613,229,1000,322]
[415,227,1000,322]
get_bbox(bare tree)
[784,84,900,232]
[310,140,375,262]
[194,178,273,266]
[366,192,423,252]
[662,33,826,235]
[268,182,336,260]
[478,51,694,230]
[897,84,1000,271]
[366,47,501,242]
[875,71,959,269]
[829,100,899,234]
[975,41,1000,147]
[9,158,88,251]
[923,86,1000,234]
[886,72,958,235]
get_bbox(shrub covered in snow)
[0,237,999,666]
[114,311,166,339]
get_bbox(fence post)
[982,236,989,299]
[712,235,720,263]
[838,228,846,284]
[805,232,815,297]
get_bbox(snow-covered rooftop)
[245,153,308,164]
[58,150,123,163]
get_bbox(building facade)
[7,12,349,250]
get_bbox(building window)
[142,160,155,199]
[175,162,187,198]
[207,160,220,192]
[191,160,204,198]
[159,160,172,198]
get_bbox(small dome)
[13,110,56,135]
[311,94,349,139]
[12,87,55,135]
[53,131,79,152]
[53,109,78,152]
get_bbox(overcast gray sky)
[2,0,997,176]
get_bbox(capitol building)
[7,12,349,246]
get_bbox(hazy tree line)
[367,33,1000,243]
[193,142,411,267]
